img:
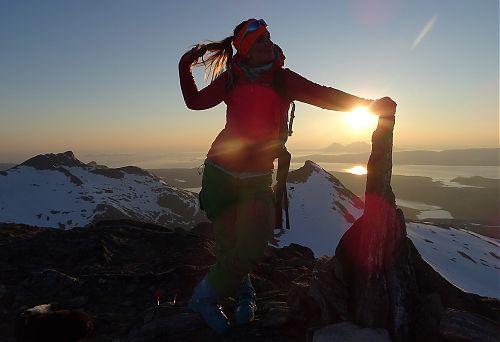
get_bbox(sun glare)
[346,165,367,175]
[345,107,378,130]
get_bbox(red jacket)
[179,49,371,172]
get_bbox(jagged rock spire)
[336,114,417,341]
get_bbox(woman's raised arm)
[178,48,227,110]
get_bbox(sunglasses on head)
[241,19,267,40]
[246,19,267,32]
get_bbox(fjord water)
[290,162,499,183]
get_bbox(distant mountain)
[149,168,203,189]
[322,141,371,153]
[277,161,499,298]
[0,151,205,229]
[294,148,500,166]
[0,163,15,171]
[393,148,500,166]
[451,176,499,188]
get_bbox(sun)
[345,107,378,130]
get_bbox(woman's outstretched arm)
[178,48,227,110]
[283,68,396,115]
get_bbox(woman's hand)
[370,97,397,116]
[180,44,207,64]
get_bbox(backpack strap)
[275,146,291,230]
[225,67,236,91]
[287,102,296,137]
[275,98,295,230]
[272,68,286,98]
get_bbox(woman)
[179,19,396,335]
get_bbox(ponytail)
[192,20,250,83]
[193,36,234,83]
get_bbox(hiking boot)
[234,276,257,325]
[188,276,230,335]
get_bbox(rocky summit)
[0,219,499,342]
[0,220,317,341]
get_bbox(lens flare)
[412,15,438,50]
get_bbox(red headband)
[233,20,269,58]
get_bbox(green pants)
[200,162,275,296]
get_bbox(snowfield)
[407,222,499,298]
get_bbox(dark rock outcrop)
[0,220,317,341]
[1,218,498,341]
[335,115,417,340]
[14,304,93,342]
[313,321,391,342]
[15,151,85,186]
[90,168,125,179]
[439,309,500,342]
[20,151,87,170]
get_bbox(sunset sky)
[1,0,498,167]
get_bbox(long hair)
[193,20,249,82]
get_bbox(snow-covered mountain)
[274,161,364,256]
[276,161,500,299]
[0,151,204,229]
